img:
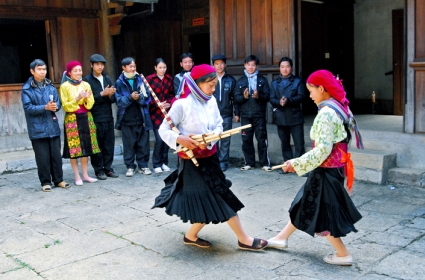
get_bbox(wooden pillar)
[99,0,116,81]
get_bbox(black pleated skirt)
[152,154,244,224]
[289,167,362,238]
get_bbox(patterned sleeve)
[291,107,346,176]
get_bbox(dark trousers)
[277,124,305,161]
[91,121,116,174]
[152,128,169,168]
[241,116,270,167]
[31,136,63,186]
[121,123,150,169]
[217,116,233,169]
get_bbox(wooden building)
[0,0,424,152]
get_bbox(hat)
[211,54,227,63]
[306,70,349,107]
[66,61,82,76]
[190,64,216,81]
[90,54,107,63]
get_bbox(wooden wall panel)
[52,17,101,81]
[414,67,425,132]
[415,0,425,60]
[0,0,99,9]
[210,0,295,69]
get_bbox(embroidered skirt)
[63,112,100,159]
[289,167,362,238]
[152,153,244,224]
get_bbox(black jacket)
[213,73,239,118]
[234,75,270,118]
[269,75,306,126]
[83,72,115,123]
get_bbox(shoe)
[279,170,290,175]
[154,167,162,174]
[83,177,98,183]
[139,167,152,175]
[96,172,107,180]
[161,164,171,172]
[262,166,272,172]
[183,236,211,248]
[106,171,119,178]
[75,180,83,186]
[126,168,135,177]
[41,185,52,192]
[267,238,288,249]
[240,165,254,171]
[55,181,70,189]
[323,253,353,266]
[238,238,268,251]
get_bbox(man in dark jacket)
[173,52,194,97]
[22,59,70,192]
[211,54,238,171]
[83,54,119,180]
[234,55,271,172]
[270,57,306,168]
[114,57,153,177]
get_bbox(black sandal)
[183,236,211,248]
[238,238,268,251]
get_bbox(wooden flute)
[139,74,199,166]
[174,124,252,154]
[271,163,287,170]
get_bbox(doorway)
[392,9,404,116]
[0,19,48,84]
[189,33,210,65]
[299,0,354,115]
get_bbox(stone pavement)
[1,153,424,280]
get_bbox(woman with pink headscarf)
[267,70,364,266]
[59,61,100,186]
[153,64,268,252]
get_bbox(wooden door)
[392,9,404,115]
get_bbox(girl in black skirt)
[153,64,267,251]
[267,70,363,266]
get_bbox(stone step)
[351,149,397,184]
[387,167,425,187]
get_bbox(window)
[0,19,48,84]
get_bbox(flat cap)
[211,54,227,63]
[90,54,107,63]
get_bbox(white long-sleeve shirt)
[159,93,223,150]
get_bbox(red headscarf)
[66,60,82,76]
[307,70,349,108]
[190,64,216,80]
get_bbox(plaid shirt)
[146,73,175,129]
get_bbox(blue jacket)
[114,73,153,130]
[234,75,270,118]
[21,77,62,140]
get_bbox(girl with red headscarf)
[267,70,363,266]
[153,64,268,251]
[59,61,100,186]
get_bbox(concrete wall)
[354,0,404,102]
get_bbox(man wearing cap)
[211,54,238,172]
[83,54,119,180]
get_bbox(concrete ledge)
[352,149,397,184]
[388,167,425,187]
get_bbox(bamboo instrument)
[271,163,287,170]
[139,74,199,166]
[175,124,252,153]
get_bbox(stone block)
[388,167,425,187]
[352,150,396,184]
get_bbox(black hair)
[278,56,293,68]
[244,55,259,65]
[195,72,217,84]
[180,52,193,61]
[154,58,166,66]
[30,59,46,70]
[121,57,135,67]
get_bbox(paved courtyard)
[1,154,424,279]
